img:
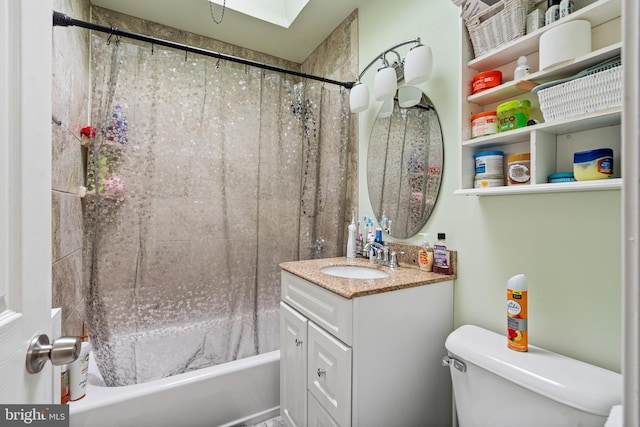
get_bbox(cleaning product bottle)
[514,56,531,81]
[545,0,560,25]
[507,274,528,352]
[69,339,91,401]
[346,211,357,258]
[559,0,574,18]
[417,233,434,272]
[433,233,451,275]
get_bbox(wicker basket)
[466,0,534,58]
[537,64,623,122]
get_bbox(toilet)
[443,325,622,427]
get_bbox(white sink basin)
[320,265,389,279]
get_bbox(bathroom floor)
[245,415,283,427]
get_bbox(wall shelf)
[458,0,622,197]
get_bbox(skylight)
[208,0,311,28]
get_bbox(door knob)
[26,334,81,374]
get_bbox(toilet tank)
[444,325,622,427]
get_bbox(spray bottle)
[507,274,528,352]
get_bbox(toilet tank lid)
[445,325,622,416]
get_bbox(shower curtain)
[84,35,352,386]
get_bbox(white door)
[0,0,54,403]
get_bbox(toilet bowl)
[443,325,622,427]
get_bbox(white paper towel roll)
[539,20,591,70]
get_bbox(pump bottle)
[417,233,434,272]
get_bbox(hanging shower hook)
[107,27,121,46]
[215,58,221,69]
[151,42,154,55]
[184,46,188,62]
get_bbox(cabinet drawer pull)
[317,368,326,377]
[295,338,304,347]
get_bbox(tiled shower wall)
[51,2,358,335]
[52,0,91,336]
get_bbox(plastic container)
[433,233,452,275]
[475,178,504,188]
[573,148,613,181]
[514,56,531,80]
[70,341,91,401]
[417,233,434,272]
[507,274,528,352]
[546,0,560,25]
[471,111,498,138]
[472,70,502,94]
[548,172,576,183]
[474,150,504,179]
[346,211,357,259]
[559,0,574,18]
[507,153,531,185]
[497,99,531,132]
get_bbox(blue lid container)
[474,150,504,158]
[548,172,576,183]
[573,148,613,163]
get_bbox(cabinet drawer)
[308,391,341,427]
[281,271,353,345]
[307,322,352,427]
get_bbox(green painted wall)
[357,0,622,372]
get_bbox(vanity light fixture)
[349,37,433,113]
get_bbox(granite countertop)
[279,256,455,299]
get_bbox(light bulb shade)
[404,44,433,85]
[398,86,422,108]
[349,82,370,113]
[378,98,394,119]
[374,66,398,101]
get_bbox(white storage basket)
[537,64,622,122]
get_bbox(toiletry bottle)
[70,339,91,401]
[545,0,560,25]
[507,274,528,352]
[346,211,357,258]
[374,227,383,245]
[433,233,451,275]
[417,233,434,272]
[513,56,531,80]
[61,364,70,404]
[559,0,574,18]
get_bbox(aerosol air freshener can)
[507,274,528,352]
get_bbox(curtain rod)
[52,11,355,90]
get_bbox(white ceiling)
[90,0,369,63]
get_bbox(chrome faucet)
[363,241,388,265]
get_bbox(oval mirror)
[367,90,443,239]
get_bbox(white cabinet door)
[308,391,341,427]
[280,302,308,427]
[307,322,352,427]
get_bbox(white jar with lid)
[474,150,504,179]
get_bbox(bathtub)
[70,350,280,427]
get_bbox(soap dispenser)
[417,233,434,272]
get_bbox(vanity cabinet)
[457,0,622,195]
[279,270,453,427]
